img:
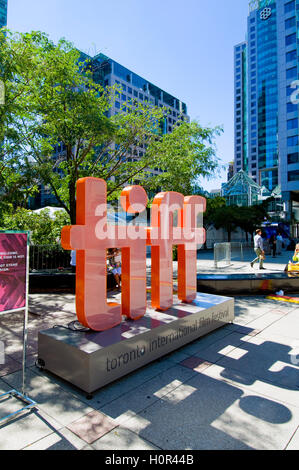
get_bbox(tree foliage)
[206,198,271,242]
[0,206,70,245]
[0,30,221,224]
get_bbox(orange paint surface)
[61,178,206,331]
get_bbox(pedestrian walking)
[269,233,277,258]
[276,233,283,255]
[250,229,266,270]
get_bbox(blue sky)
[7,0,249,191]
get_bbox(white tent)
[32,206,67,219]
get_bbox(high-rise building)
[234,0,299,221]
[90,53,188,124]
[0,0,7,28]
[227,161,235,181]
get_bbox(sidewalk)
[0,254,298,450]
[146,248,293,278]
[195,248,292,275]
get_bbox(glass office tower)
[0,0,7,28]
[234,0,299,220]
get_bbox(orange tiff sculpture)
[61,177,206,332]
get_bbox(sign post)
[0,231,36,424]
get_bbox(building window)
[285,1,295,14]
[286,33,296,47]
[287,102,297,113]
[285,17,296,29]
[115,101,120,109]
[128,87,132,94]
[286,67,297,80]
[287,135,299,146]
[288,152,299,164]
[287,118,298,130]
[286,50,297,62]
[288,170,299,182]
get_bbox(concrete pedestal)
[38,293,234,394]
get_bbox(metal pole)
[22,236,30,397]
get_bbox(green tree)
[142,121,222,196]
[212,205,240,242]
[202,196,226,248]
[0,206,70,245]
[0,28,39,207]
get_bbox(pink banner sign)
[0,233,28,313]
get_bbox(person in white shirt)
[107,248,121,290]
[250,229,266,270]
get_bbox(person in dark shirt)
[269,234,277,258]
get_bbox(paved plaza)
[0,251,298,450]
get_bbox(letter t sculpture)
[61,177,148,332]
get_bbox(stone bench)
[197,272,299,295]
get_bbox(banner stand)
[0,232,37,424]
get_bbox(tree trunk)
[69,181,76,225]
